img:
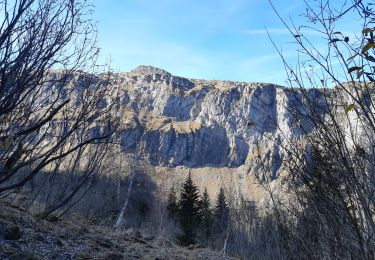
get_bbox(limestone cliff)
[110,65,331,180]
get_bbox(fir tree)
[213,187,229,234]
[166,187,178,220]
[200,187,213,241]
[177,172,202,246]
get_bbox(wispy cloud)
[240,27,327,37]
[240,28,289,35]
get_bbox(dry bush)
[0,0,119,217]
[265,1,375,258]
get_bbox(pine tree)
[200,187,213,242]
[213,187,229,234]
[166,187,178,220]
[177,172,202,246]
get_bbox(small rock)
[187,244,202,250]
[56,237,67,247]
[133,236,147,244]
[4,224,22,240]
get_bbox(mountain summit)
[130,65,172,76]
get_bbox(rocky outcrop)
[109,65,335,179]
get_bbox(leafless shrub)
[266,0,375,258]
[0,0,119,216]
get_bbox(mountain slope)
[112,65,327,180]
[0,199,232,259]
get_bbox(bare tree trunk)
[114,166,135,229]
[222,228,230,256]
[117,181,121,202]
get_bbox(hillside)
[0,199,233,260]
[1,66,372,259]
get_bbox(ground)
[0,200,233,260]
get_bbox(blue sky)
[92,1,358,86]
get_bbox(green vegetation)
[176,173,202,245]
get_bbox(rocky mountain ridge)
[110,65,330,180]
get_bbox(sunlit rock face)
[114,65,330,179]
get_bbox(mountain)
[112,65,328,181]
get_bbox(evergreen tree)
[177,172,202,245]
[166,187,178,220]
[213,187,229,234]
[200,187,213,242]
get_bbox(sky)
[92,0,360,86]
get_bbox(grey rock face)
[115,66,329,179]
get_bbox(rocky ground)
[0,200,233,260]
